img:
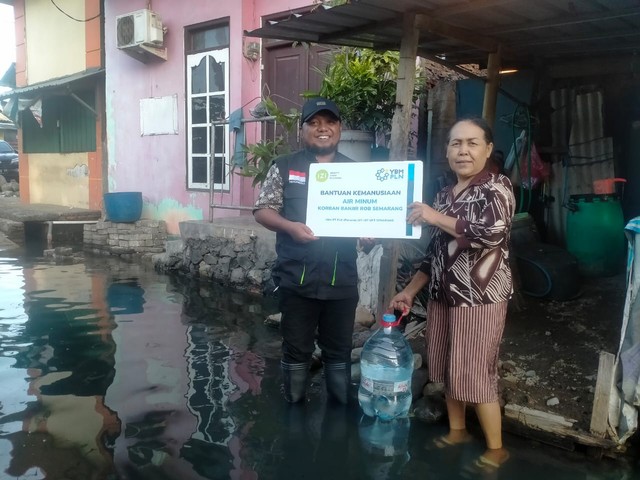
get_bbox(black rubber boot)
[281,361,309,403]
[324,362,350,405]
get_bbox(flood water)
[0,252,637,480]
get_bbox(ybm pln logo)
[375,167,404,182]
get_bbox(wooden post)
[377,13,419,321]
[482,46,528,311]
[482,46,502,127]
[388,13,419,160]
[590,351,616,438]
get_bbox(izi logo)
[375,168,404,182]
[315,169,329,182]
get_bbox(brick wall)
[84,220,167,259]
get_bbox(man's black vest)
[273,149,358,300]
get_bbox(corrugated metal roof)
[0,68,104,100]
[247,0,640,71]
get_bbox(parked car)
[0,140,18,181]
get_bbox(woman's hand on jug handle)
[389,270,431,315]
[389,290,414,316]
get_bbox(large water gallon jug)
[358,313,414,420]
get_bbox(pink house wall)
[105,0,310,234]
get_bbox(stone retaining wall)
[84,220,167,260]
[182,235,273,295]
[153,220,277,296]
[151,220,384,308]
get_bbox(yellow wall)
[25,0,87,83]
[28,153,90,207]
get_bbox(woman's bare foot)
[461,448,509,478]
[477,447,510,469]
[432,428,473,448]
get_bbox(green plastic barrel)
[566,194,626,277]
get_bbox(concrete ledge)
[0,197,102,245]
[0,198,101,222]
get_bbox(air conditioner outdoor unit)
[116,9,163,49]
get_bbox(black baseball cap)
[301,97,341,123]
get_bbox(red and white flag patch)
[289,170,306,185]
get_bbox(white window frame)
[186,48,230,190]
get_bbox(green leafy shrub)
[309,48,399,134]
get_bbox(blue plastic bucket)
[103,192,143,223]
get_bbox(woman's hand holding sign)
[407,201,438,226]
[407,201,460,238]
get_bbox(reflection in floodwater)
[359,416,411,479]
[0,259,119,479]
[0,256,636,480]
[103,264,278,479]
[107,282,146,315]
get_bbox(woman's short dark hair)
[447,116,494,144]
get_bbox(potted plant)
[308,47,400,161]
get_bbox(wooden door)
[263,42,334,149]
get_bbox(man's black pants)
[278,288,358,365]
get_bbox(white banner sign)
[306,161,423,239]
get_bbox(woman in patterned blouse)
[390,117,515,471]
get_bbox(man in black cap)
[253,97,358,405]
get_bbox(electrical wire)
[50,0,101,22]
